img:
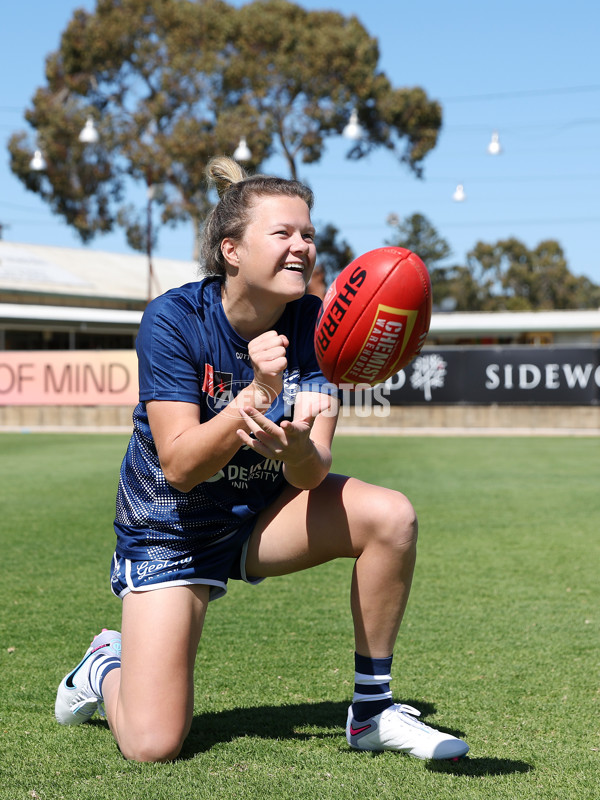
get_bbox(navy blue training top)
[113,277,329,560]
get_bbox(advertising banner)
[0,350,138,406]
[1,346,599,407]
[379,346,600,405]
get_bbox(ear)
[221,238,239,267]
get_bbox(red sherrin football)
[314,247,432,387]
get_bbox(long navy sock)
[351,652,394,722]
[89,654,121,698]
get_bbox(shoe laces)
[70,683,99,713]
[396,704,421,718]
[394,704,437,733]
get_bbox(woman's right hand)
[247,330,289,409]
[147,330,289,493]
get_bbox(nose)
[290,232,310,255]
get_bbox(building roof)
[0,302,142,327]
[2,301,599,339]
[430,308,600,335]
[0,240,198,304]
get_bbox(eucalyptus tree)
[9,0,442,257]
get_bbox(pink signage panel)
[0,351,139,406]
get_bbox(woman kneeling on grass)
[54,156,469,763]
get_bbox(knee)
[119,729,185,763]
[370,488,418,551]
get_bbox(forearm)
[161,420,241,492]
[150,383,270,492]
[282,439,332,490]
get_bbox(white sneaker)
[346,703,469,760]
[55,629,121,726]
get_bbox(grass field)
[0,432,598,800]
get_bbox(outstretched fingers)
[237,392,334,465]
[237,407,286,457]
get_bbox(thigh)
[245,473,414,577]
[118,584,210,738]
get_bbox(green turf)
[0,433,598,799]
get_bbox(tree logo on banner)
[410,353,448,401]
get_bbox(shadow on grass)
[178,699,532,777]
[426,757,533,777]
[181,699,346,757]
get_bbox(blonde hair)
[201,156,314,278]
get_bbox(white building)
[0,240,197,350]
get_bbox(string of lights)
[1,82,597,282]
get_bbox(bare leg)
[100,475,416,761]
[245,474,418,657]
[101,584,210,762]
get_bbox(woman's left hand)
[236,393,331,466]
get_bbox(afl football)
[314,247,432,387]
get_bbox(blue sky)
[2,0,599,284]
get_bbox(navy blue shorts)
[110,518,263,602]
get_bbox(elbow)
[161,457,221,493]
[168,478,195,494]
[166,475,195,494]
[160,460,196,494]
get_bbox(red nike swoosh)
[350,723,371,736]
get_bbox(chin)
[292,284,308,300]
[277,289,305,306]
[278,277,308,301]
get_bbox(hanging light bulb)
[233,136,251,162]
[79,116,100,144]
[29,149,47,171]
[452,183,466,202]
[342,108,363,140]
[487,130,502,155]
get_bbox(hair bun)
[206,156,248,198]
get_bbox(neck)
[221,284,286,341]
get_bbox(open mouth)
[283,262,305,273]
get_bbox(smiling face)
[221,193,317,305]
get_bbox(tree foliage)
[386,211,452,266]
[8,0,442,254]
[313,223,355,285]
[465,238,600,311]
[385,213,600,311]
[386,212,458,309]
[227,1,441,179]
